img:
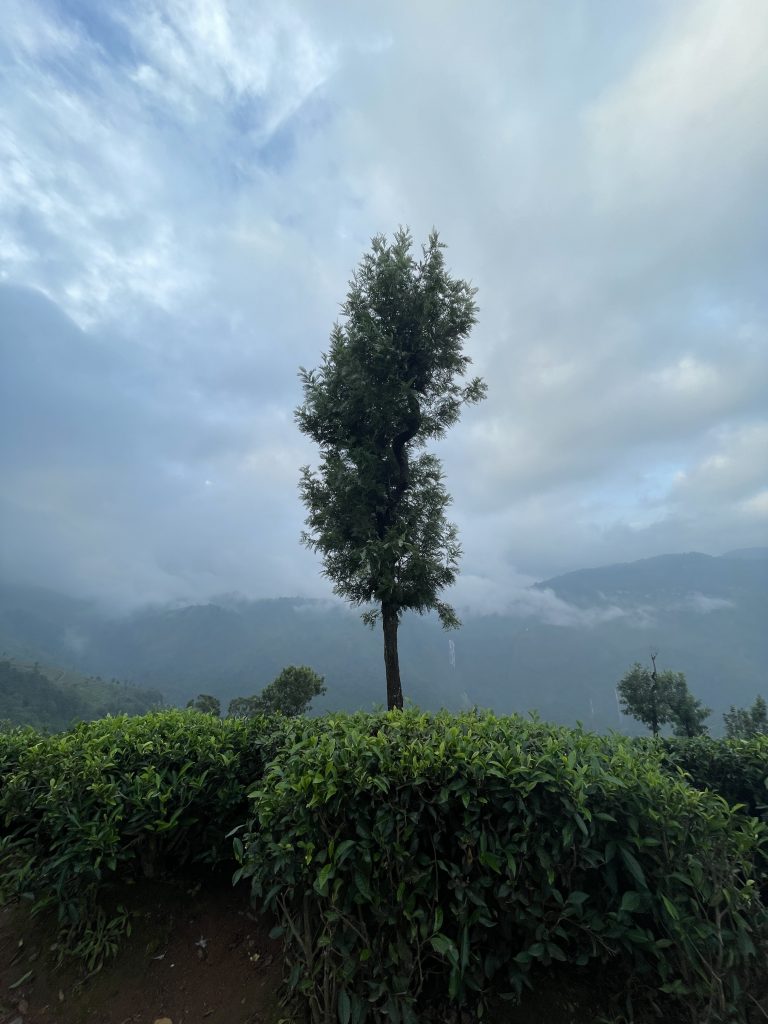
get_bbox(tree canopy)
[723,695,768,739]
[617,660,709,737]
[186,694,221,716]
[667,674,711,738]
[296,229,485,709]
[226,665,326,718]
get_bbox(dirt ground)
[0,878,285,1024]
[2,880,762,1024]
[0,879,607,1024]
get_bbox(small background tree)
[296,229,486,709]
[618,657,709,737]
[668,674,710,737]
[724,695,768,738]
[253,665,326,716]
[618,660,673,736]
[227,665,326,718]
[186,693,221,716]
[227,696,257,719]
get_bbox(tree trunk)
[650,654,659,737]
[382,602,403,711]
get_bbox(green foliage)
[227,665,326,718]
[659,734,768,822]
[237,710,767,1024]
[227,695,258,718]
[668,675,711,738]
[3,704,765,1021]
[186,693,221,716]
[618,663,673,736]
[296,229,486,707]
[618,662,710,737]
[0,658,162,731]
[657,734,768,893]
[724,695,768,739]
[253,665,326,716]
[0,709,289,970]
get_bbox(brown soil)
[0,878,285,1024]
[0,880,612,1024]
[3,882,762,1024]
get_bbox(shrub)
[657,735,768,821]
[658,734,768,893]
[237,710,767,1024]
[0,709,289,970]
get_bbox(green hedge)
[237,710,767,1024]
[0,709,288,969]
[3,709,766,1017]
[658,735,768,820]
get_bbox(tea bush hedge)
[237,710,767,1024]
[0,709,289,968]
[658,735,768,820]
[2,708,766,1019]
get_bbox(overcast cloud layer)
[1,0,767,609]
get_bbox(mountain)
[721,547,768,561]
[0,549,765,732]
[534,550,767,607]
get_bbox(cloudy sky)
[1,0,767,610]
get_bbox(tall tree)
[296,229,486,709]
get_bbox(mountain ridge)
[1,548,765,731]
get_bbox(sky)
[1,0,767,611]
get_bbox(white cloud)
[741,489,768,518]
[3,0,81,58]
[672,423,768,502]
[680,593,734,613]
[121,0,336,134]
[587,0,768,221]
[652,357,719,396]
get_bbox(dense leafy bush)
[658,735,768,820]
[3,708,766,1019]
[237,710,767,1024]
[658,735,768,895]
[0,709,288,969]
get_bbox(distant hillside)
[0,548,765,732]
[535,550,768,607]
[0,659,163,731]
